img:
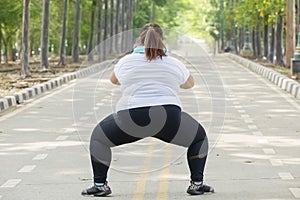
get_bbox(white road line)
[289,188,300,198]
[0,195,2,199]
[234,105,242,109]
[18,165,36,173]
[244,119,254,124]
[33,154,48,160]
[46,145,57,150]
[56,135,69,141]
[248,125,258,130]
[79,116,89,121]
[237,109,246,113]
[278,172,294,180]
[93,107,99,110]
[270,159,283,166]
[257,139,269,144]
[233,101,240,105]
[253,131,263,136]
[0,179,21,188]
[263,148,276,155]
[241,114,250,118]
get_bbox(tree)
[87,0,96,61]
[0,0,22,63]
[127,0,133,50]
[110,0,114,53]
[276,12,284,66]
[21,0,31,77]
[121,0,125,51]
[58,0,68,66]
[40,0,50,70]
[286,0,295,68]
[72,0,81,62]
[97,0,103,61]
[115,0,120,52]
[103,0,108,59]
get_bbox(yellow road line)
[156,144,173,200]
[132,139,155,200]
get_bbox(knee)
[90,124,115,147]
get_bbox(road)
[0,40,300,200]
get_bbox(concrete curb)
[226,53,300,100]
[0,60,114,113]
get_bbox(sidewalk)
[0,40,299,199]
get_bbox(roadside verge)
[0,60,114,113]
[226,53,300,100]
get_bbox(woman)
[82,23,214,197]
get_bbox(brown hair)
[137,23,166,61]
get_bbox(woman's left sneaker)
[81,182,112,197]
[186,181,214,195]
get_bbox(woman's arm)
[110,72,120,85]
[180,75,194,89]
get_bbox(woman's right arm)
[180,75,194,89]
[110,72,120,85]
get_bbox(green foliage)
[0,0,23,56]
[133,1,152,28]
[205,0,286,42]
[0,0,288,61]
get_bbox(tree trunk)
[2,37,8,64]
[269,23,275,63]
[97,1,103,62]
[40,0,50,69]
[127,0,133,50]
[115,0,120,53]
[276,15,285,66]
[238,28,244,54]
[252,29,257,57]
[110,0,114,53]
[134,0,139,12]
[72,0,81,62]
[87,0,96,61]
[256,25,261,58]
[151,1,156,22]
[58,0,68,66]
[103,0,108,59]
[121,0,125,52]
[7,41,14,61]
[0,29,2,64]
[285,0,295,68]
[21,0,30,76]
[263,22,268,59]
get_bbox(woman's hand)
[180,75,194,89]
[110,72,120,85]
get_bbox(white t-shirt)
[114,54,190,111]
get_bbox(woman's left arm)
[110,72,120,85]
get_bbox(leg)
[154,111,208,182]
[90,113,141,184]
[154,111,213,195]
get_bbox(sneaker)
[186,181,214,195]
[81,182,112,197]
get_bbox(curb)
[226,53,300,100]
[0,60,114,113]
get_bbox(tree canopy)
[0,0,295,68]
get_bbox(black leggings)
[90,105,208,183]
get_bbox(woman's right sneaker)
[186,181,214,195]
[81,182,112,197]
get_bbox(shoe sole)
[94,190,112,197]
[187,190,204,195]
